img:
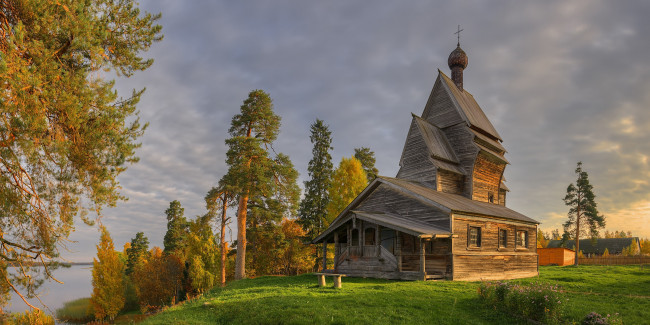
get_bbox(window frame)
[516,230,528,249]
[498,228,508,248]
[467,225,482,248]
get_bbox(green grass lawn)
[142,265,649,325]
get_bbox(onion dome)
[448,44,468,70]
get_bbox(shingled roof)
[438,71,502,141]
[547,238,641,255]
[312,176,538,244]
[379,177,537,224]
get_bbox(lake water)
[6,265,93,315]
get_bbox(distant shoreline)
[8,262,93,267]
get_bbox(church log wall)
[452,215,538,280]
[471,151,506,204]
[437,169,464,195]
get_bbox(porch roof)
[312,210,451,244]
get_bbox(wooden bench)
[314,273,346,288]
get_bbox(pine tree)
[298,119,334,238]
[0,0,161,301]
[563,162,606,265]
[326,157,368,226]
[163,200,189,255]
[354,147,379,183]
[125,232,149,275]
[223,90,299,279]
[90,226,125,321]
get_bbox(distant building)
[538,247,575,266]
[312,40,539,281]
[547,238,641,256]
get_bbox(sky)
[62,0,650,261]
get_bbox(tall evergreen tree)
[163,200,189,255]
[0,0,161,301]
[223,90,299,279]
[125,232,149,275]
[326,157,368,226]
[298,119,334,238]
[354,147,379,183]
[90,226,125,321]
[563,162,605,265]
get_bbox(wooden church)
[312,41,539,281]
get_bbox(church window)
[488,192,495,203]
[516,230,528,248]
[499,229,507,248]
[468,226,481,247]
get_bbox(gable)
[421,74,465,128]
[438,71,503,141]
[397,117,438,186]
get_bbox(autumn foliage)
[132,247,184,312]
[90,227,125,321]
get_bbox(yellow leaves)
[54,1,69,13]
[326,157,367,226]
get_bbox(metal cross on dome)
[454,25,463,46]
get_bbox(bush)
[582,312,622,325]
[9,309,54,325]
[56,297,94,323]
[479,281,565,324]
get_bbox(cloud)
[59,1,650,262]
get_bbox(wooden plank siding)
[421,76,465,129]
[397,118,438,188]
[437,169,464,195]
[356,184,451,231]
[538,248,575,266]
[451,215,538,280]
[440,123,479,199]
[471,151,506,204]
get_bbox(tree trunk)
[235,194,249,279]
[220,196,228,286]
[575,204,581,266]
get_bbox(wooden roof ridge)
[411,113,460,164]
[437,70,503,141]
[379,176,539,224]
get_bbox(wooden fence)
[578,256,650,265]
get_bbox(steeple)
[448,26,468,91]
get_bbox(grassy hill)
[142,265,649,324]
